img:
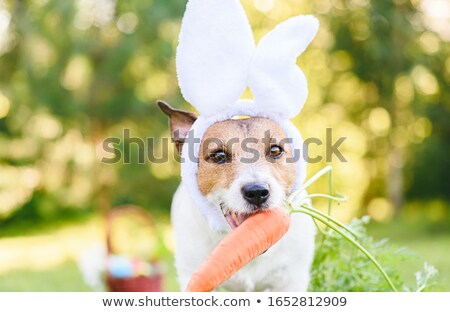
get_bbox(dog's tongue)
[225,211,251,229]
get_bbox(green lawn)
[400,236,450,289]
[0,261,92,292]
[0,260,179,292]
[0,214,179,292]
[0,215,448,292]
[368,221,450,291]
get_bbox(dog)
[158,100,316,291]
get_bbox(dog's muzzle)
[241,183,270,207]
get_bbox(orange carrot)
[185,208,290,292]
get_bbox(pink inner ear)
[170,128,187,154]
[170,116,195,150]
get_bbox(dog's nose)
[242,184,270,207]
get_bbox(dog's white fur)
[168,0,319,292]
[171,182,316,291]
[214,166,286,216]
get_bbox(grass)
[0,261,92,292]
[1,213,447,292]
[0,171,448,292]
[368,221,450,291]
[287,166,446,291]
[285,166,450,291]
[0,260,180,292]
[0,213,179,292]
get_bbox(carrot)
[185,208,290,292]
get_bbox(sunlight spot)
[394,75,414,104]
[330,73,365,109]
[31,0,49,7]
[421,0,450,41]
[314,0,332,14]
[117,12,138,34]
[26,114,62,139]
[418,31,440,54]
[367,198,394,222]
[0,217,103,273]
[74,0,116,30]
[306,49,328,70]
[411,65,439,96]
[61,55,92,91]
[148,132,178,180]
[21,168,41,189]
[0,5,12,55]
[330,50,352,71]
[26,37,57,76]
[157,20,180,42]
[414,117,432,139]
[162,225,175,253]
[314,26,335,50]
[136,71,170,101]
[331,0,346,10]
[0,92,10,119]
[0,8,10,32]
[368,107,391,136]
[348,0,370,8]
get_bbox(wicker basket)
[105,205,163,292]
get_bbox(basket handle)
[105,205,156,256]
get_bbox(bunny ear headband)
[177,0,319,232]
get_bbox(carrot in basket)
[185,208,290,292]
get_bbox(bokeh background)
[0,0,449,291]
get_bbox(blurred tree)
[0,0,448,225]
[306,0,449,217]
[330,0,450,211]
[0,0,186,222]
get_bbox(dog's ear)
[157,100,197,154]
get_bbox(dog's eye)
[209,150,228,164]
[269,145,284,159]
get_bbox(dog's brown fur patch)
[157,100,197,153]
[197,117,297,195]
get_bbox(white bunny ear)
[249,15,319,119]
[176,0,255,116]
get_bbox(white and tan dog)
[158,102,316,291]
[158,0,319,291]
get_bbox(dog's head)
[157,2,318,231]
[158,101,296,229]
